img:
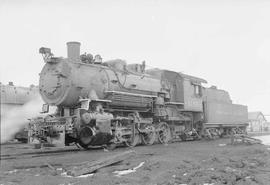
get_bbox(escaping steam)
[1,95,44,143]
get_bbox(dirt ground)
[1,135,270,185]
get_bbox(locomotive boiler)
[28,41,248,148]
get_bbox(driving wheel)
[157,122,171,144]
[125,124,140,147]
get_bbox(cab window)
[193,84,202,97]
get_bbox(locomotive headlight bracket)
[39,47,54,62]
[39,47,51,55]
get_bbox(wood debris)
[67,150,136,177]
[231,134,262,145]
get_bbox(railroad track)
[0,147,83,160]
[0,143,117,160]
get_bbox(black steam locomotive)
[28,42,248,149]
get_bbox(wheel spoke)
[125,133,140,147]
[157,122,171,144]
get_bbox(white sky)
[0,0,270,116]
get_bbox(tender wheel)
[203,128,213,140]
[242,127,247,135]
[141,124,156,145]
[157,122,171,144]
[229,128,237,136]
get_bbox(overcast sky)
[0,0,270,116]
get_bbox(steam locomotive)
[28,42,248,149]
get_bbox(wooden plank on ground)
[67,150,136,177]
[231,134,262,145]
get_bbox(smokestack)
[66,41,81,62]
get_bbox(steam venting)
[1,95,43,143]
[67,41,81,61]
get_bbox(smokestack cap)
[67,41,81,45]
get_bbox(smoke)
[1,95,44,143]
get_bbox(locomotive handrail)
[165,102,184,105]
[104,107,151,112]
[203,122,249,128]
[105,90,157,98]
[73,61,108,69]
[79,98,112,103]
